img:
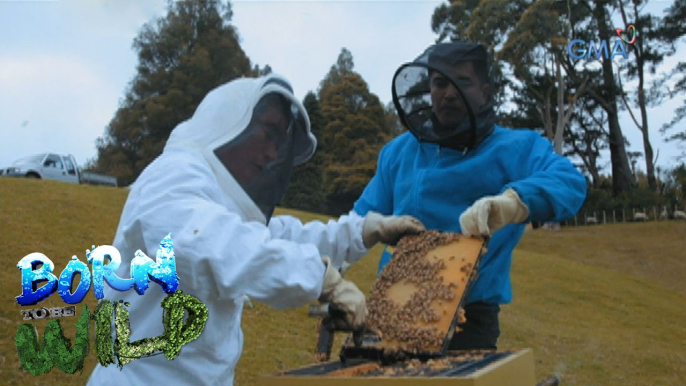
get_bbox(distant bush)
[580,163,686,216]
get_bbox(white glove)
[319,256,366,330]
[459,188,529,237]
[362,211,426,248]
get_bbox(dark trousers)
[448,302,501,350]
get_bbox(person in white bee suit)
[86,74,425,386]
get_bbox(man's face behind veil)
[217,95,292,188]
[213,93,296,220]
[430,61,490,130]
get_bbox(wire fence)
[560,204,686,226]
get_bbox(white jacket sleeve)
[118,158,325,310]
[267,211,368,269]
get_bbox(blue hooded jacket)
[353,126,587,304]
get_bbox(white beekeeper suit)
[87,74,424,386]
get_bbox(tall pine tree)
[279,92,327,213]
[318,48,390,215]
[658,0,686,158]
[92,0,254,186]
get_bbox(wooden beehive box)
[258,349,537,386]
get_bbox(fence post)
[613,210,616,223]
[574,214,578,226]
[603,211,606,224]
[653,206,657,221]
[623,208,626,222]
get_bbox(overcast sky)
[0,0,684,175]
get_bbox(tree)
[279,92,326,213]
[657,0,686,157]
[91,0,254,186]
[564,98,610,188]
[495,0,590,155]
[578,0,635,193]
[658,163,686,210]
[384,101,405,138]
[614,0,679,190]
[318,48,391,215]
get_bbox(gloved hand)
[319,256,366,331]
[459,188,530,237]
[362,211,426,248]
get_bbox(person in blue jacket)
[354,42,587,350]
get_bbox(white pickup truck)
[0,153,117,187]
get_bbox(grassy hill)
[1,178,685,386]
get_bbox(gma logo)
[568,25,637,60]
[567,39,629,60]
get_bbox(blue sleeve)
[353,144,394,216]
[505,134,588,222]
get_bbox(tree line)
[89,0,686,216]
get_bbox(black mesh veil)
[391,42,496,151]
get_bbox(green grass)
[0,178,127,386]
[1,178,685,385]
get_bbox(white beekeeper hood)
[165,74,316,223]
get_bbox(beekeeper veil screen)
[214,92,304,221]
[391,42,496,150]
